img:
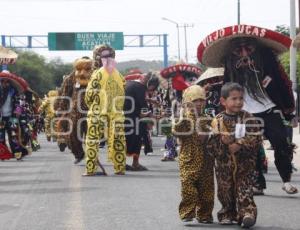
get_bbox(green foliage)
[279,52,300,85]
[8,50,72,96]
[275,24,300,36]
[275,25,290,36]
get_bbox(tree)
[275,24,300,36]
[275,25,290,36]
[8,50,72,96]
[279,52,300,86]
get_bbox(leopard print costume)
[208,110,261,224]
[173,112,214,222]
[54,73,74,151]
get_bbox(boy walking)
[173,85,214,224]
[209,83,262,228]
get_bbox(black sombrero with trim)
[197,24,291,67]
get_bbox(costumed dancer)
[197,24,298,195]
[173,85,214,224]
[39,90,58,142]
[160,64,201,161]
[125,69,154,156]
[208,83,261,228]
[0,71,30,160]
[26,89,41,151]
[84,45,126,176]
[56,57,93,164]
[124,72,160,170]
[54,83,69,152]
[195,67,224,117]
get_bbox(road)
[0,134,300,230]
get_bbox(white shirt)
[242,88,275,114]
[1,93,13,117]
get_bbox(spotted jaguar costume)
[172,85,214,222]
[208,110,261,224]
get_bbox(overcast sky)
[0,0,296,63]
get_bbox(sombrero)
[160,64,202,91]
[0,71,29,93]
[124,69,144,81]
[194,67,224,85]
[197,24,291,67]
[124,73,144,81]
[0,45,18,65]
[160,64,201,79]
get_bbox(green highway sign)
[48,32,124,51]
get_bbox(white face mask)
[101,57,116,74]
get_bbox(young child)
[172,85,214,224]
[209,82,262,228]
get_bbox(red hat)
[0,71,29,93]
[197,24,291,67]
[172,74,190,90]
[160,64,201,79]
[124,73,144,81]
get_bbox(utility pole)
[237,0,240,25]
[162,17,181,61]
[299,0,300,28]
[290,0,297,91]
[183,23,194,63]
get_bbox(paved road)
[0,134,300,230]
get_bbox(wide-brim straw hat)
[0,46,18,65]
[195,67,224,85]
[197,24,291,67]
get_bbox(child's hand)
[228,143,241,154]
[221,135,234,145]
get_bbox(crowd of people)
[1,24,299,228]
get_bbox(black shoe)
[59,143,67,152]
[125,164,133,171]
[74,158,83,164]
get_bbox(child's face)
[221,90,244,114]
[187,98,206,114]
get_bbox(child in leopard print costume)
[209,83,262,228]
[172,85,214,224]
